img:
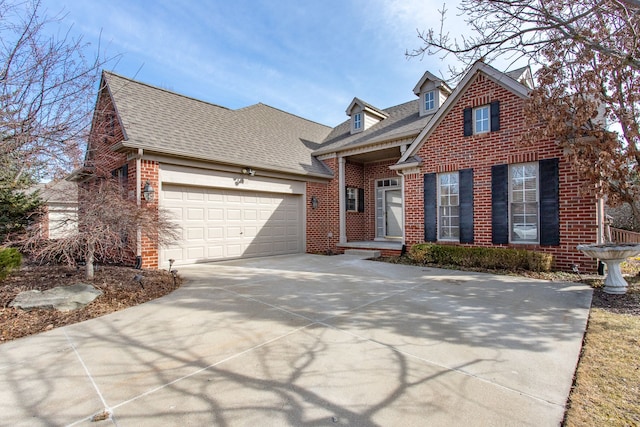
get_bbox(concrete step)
[343,249,381,259]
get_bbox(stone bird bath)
[577,243,640,294]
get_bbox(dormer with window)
[346,97,388,134]
[413,71,452,117]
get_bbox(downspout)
[338,156,346,244]
[135,149,143,268]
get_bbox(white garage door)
[160,185,303,266]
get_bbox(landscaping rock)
[9,284,102,312]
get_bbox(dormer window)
[424,91,435,112]
[346,97,388,134]
[354,113,362,130]
[413,71,452,117]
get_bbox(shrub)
[0,247,22,280]
[408,243,553,272]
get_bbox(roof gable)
[397,61,531,165]
[101,71,333,178]
[412,71,452,96]
[345,97,389,119]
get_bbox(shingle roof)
[315,99,434,155]
[104,72,334,178]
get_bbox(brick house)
[78,61,601,271]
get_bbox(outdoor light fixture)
[241,167,255,176]
[142,180,155,201]
[311,196,319,209]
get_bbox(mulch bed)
[591,284,640,316]
[0,264,182,343]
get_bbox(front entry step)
[343,249,381,259]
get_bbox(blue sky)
[40,0,469,127]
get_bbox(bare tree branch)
[0,0,115,186]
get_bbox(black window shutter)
[357,188,365,213]
[424,173,437,242]
[459,168,474,243]
[539,158,560,246]
[463,107,472,136]
[491,164,509,244]
[490,101,500,132]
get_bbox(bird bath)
[577,243,640,294]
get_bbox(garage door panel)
[207,208,224,220]
[227,226,242,237]
[186,246,205,259]
[187,208,205,221]
[161,185,303,266]
[163,187,184,200]
[207,227,224,239]
[227,209,242,221]
[167,207,184,220]
[186,227,205,240]
[208,193,224,202]
[186,190,205,201]
[243,209,258,221]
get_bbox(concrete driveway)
[0,254,592,426]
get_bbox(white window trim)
[346,187,358,212]
[473,105,490,134]
[437,172,460,242]
[353,113,362,130]
[509,162,540,244]
[424,90,435,112]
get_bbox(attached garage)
[159,164,305,267]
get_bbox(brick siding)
[404,73,598,272]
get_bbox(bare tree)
[409,0,640,223]
[17,178,178,279]
[0,0,108,186]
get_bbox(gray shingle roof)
[104,72,334,178]
[315,99,434,155]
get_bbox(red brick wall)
[83,84,163,268]
[306,158,341,254]
[306,181,330,253]
[139,160,160,268]
[345,161,365,241]
[404,72,598,272]
[86,85,129,181]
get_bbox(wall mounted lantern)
[311,196,319,209]
[241,167,255,176]
[142,180,155,201]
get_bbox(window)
[464,102,500,136]
[424,90,435,111]
[111,164,128,191]
[438,172,459,240]
[346,187,358,211]
[474,105,490,134]
[353,113,362,130]
[377,178,399,188]
[510,163,538,243]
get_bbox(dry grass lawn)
[564,308,640,426]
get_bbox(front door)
[376,178,402,239]
[384,189,402,238]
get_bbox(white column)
[338,156,346,244]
